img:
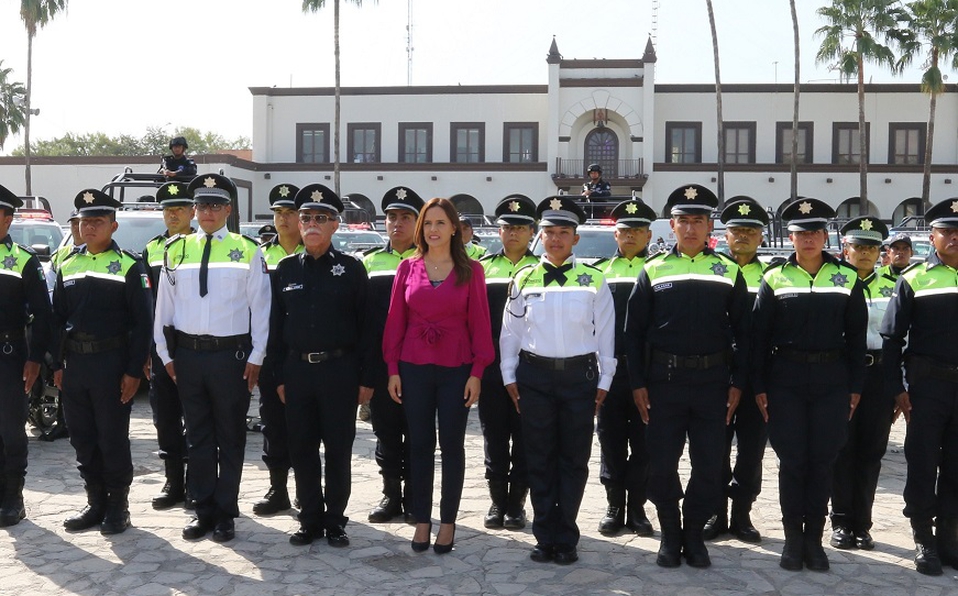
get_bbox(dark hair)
[414,198,472,285]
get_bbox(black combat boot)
[913,519,943,576]
[597,485,626,536]
[701,499,728,541]
[728,498,761,543]
[503,481,527,530]
[803,516,830,571]
[780,518,804,571]
[484,479,508,528]
[937,517,958,569]
[253,468,291,515]
[64,483,106,532]
[100,487,131,535]
[625,492,654,536]
[368,477,403,523]
[152,458,185,510]
[0,474,25,527]
[655,507,683,568]
[682,522,712,568]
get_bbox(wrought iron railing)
[553,158,645,179]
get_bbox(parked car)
[333,230,385,255]
[531,224,617,265]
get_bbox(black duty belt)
[176,331,250,353]
[0,329,24,342]
[299,349,348,364]
[908,354,958,384]
[519,350,595,371]
[651,349,729,370]
[773,347,842,364]
[865,350,883,367]
[65,335,127,355]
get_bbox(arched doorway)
[584,128,619,178]
[836,197,880,220]
[343,192,376,219]
[892,197,926,226]
[449,194,484,217]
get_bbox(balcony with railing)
[552,158,646,182]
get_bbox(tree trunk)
[789,0,800,205]
[922,51,938,209]
[333,0,341,196]
[706,0,724,204]
[24,32,33,196]
[857,52,868,214]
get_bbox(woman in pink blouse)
[383,197,494,554]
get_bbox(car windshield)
[10,221,63,255]
[332,231,384,253]
[65,215,170,255]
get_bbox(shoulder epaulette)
[363,246,385,257]
[514,262,537,276]
[592,257,610,267]
[717,252,736,264]
[836,260,859,275]
[17,243,37,255]
[901,261,923,275]
[240,234,259,246]
[645,251,668,263]
[764,257,786,271]
[148,233,166,245]
[164,234,186,248]
[478,252,497,262]
[121,249,140,261]
[880,272,897,283]
[582,262,602,272]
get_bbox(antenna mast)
[406,0,414,85]
[651,0,660,45]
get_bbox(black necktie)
[199,234,212,297]
[543,263,573,286]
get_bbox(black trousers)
[645,368,727,529]
[517,358,597,548]
[370,374,409,484]
[400,362,471,524]
[61,349,133,491]
[721,385,767,504]
[0,340,29,477]
[258,360,290,473]
[902,373,958,522]
[284,354,358,529]
[150,349,186,462]
[478,361,525,484]
[596,363,648,503]
[175,346,250,520]
[831,363,894,530]
[767,360,849,522]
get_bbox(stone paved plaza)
[2,393,957,596]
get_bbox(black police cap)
[781,198,835,231]
[0,184,23,212]
[536,196,586,227]
[74,189,122,217]
[188,174,236,204]
[720,196,769,228]
[666,184,718,216]
[925,197,958,228]
[381,186,425,215]
[295,183,344,213]
[840,216,888,246]
[155,181,193,207]
[610,199,655,228]
[494,195,537,226]
[268,184,300,211]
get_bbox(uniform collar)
[1,235,12,249]
[785,250,842,269]
[723,251,761,267]
[494,248,535,261]
[614,249,647,261]
[203,225,229,242]
[540,254,575,267]
[79,239,122,257]
[384,241,416,257]
[669,244,714,259]
[302,246,339,265]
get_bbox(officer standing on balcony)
[702,196,770,544]
[253,183,304,517]
[581,164,611,199]
[154,173,271,543]
[363,187,424,524]
[53,189,153,535]
[477,195,539,530]
[142,181,194,510]
[592,198,656,538]
[0,185,51,527]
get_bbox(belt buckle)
[307,352,324,364]
[864,353,875,367]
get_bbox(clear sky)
[0,0,946,153]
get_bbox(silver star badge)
[509,200,520,212]
[311,190,324,202]
[738,203,751,216]
[951,200,958,213]
[167,185,179,196]
[203,177,217,188]
[331,264,346,276]
[860,219,873,231]
[798,201,813,215]
[684,187,698,200]
[549,198,563,210]
[83,192,95,204]
[396,188,407,200]
[626,203,638,214]
[278,185,290,197]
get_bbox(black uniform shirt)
[268,247,374,386]
[584,179,612,198]
[0,234,52,362]
[160,155,197,178]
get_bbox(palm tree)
[790,0,801,203]
[302,0,375,197]
[20,0,68,195]
[705,0,724,204]
[816,0,904,215]
[897,0,958,207]
[0,62,27,151]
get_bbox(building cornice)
[249,85,548,97]
[656,82,958,94]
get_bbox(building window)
[832,122,870,165]
[889,123,926,165]
[347,123,381,163]
[451,123,485,163]
[775,122,813,164]
[503,123,538,162]
[665,122,702,164]
[399,123,432,163]
[296,123,329,164]
[724,122,756,164]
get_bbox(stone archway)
[449,194,484,216]
[343,192,376,219]
[837,197,881,219]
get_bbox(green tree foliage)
[0,61,27,150]
[11,127,250,157]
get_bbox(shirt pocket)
[564,292,594,327]
[218,266,249,297]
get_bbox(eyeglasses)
[299,213,337,225]
[195,203,225,213]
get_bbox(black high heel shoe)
[433,523,455,554]
[411,522,431,552]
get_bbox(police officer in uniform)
[881,198,958,576]
[702,196,770,544]
[879,233,913,278]
[624,184,749,568]
[752,198,866,571]
[0,185,51,526]
[581,164,611,199]
[253,183,304,516]
[459,215,488,260]
[268,184,374,547]
[592,198,656,537]
[160,136,197,179]
[53,189,153,535]
[363,187,424,524]
[830,215,896,551]
[477,195,538,530]
[142,181,195,510]
[154,173,271,542]
[500,196,616,565]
